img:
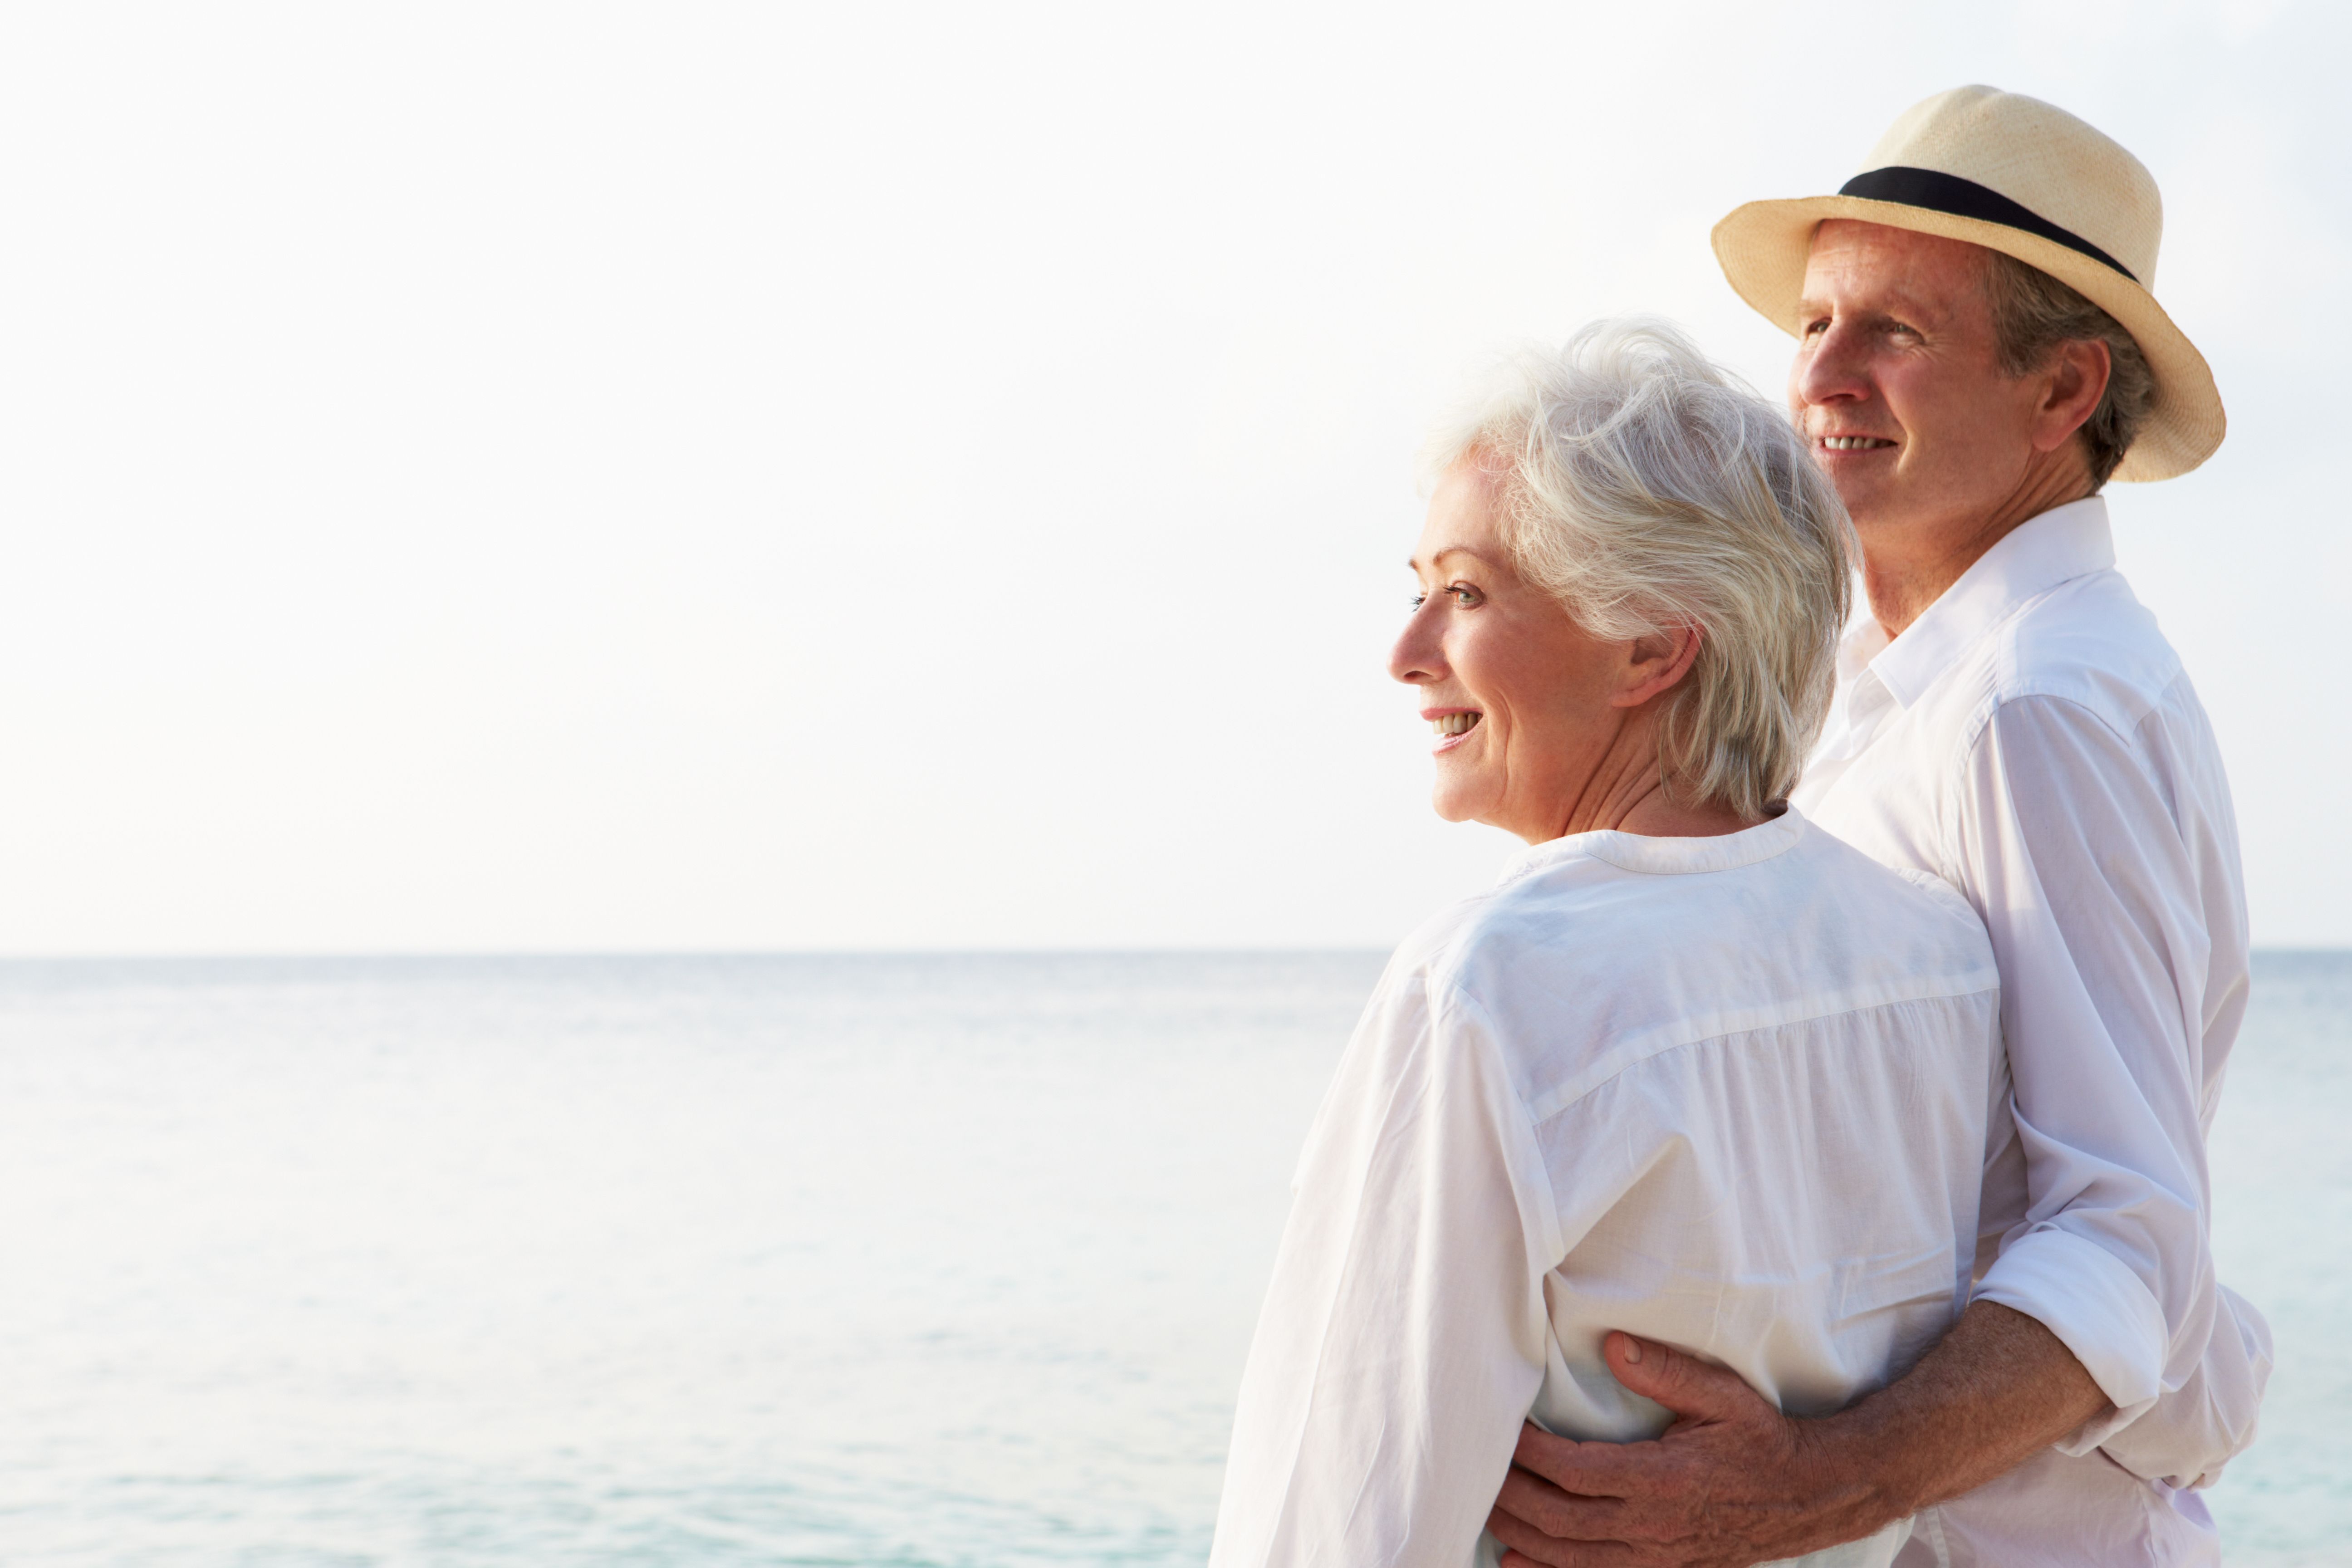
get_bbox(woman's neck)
[1611,784,1761,839]
[1524,725,1762,844]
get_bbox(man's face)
[1788,220,2053,542]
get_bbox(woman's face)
[1388,465,1641,844]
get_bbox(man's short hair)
[1422,318,1852,821]
[1981,250,2157,487]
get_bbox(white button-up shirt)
[1209,811,2004,1568]
[1793,496,2272,1567]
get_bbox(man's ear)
[1613,624,1703,709]
[2033,338,2111,454]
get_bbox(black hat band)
[1837,166,2138,284]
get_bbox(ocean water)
[0,951,2341,1566]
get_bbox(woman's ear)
[1612,624,1702,709]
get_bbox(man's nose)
[1794,320,1871,408]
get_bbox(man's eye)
[1803,318,1830,337]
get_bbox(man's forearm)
[1821,1299,2112,1516]
[1491,1306,2116,1567]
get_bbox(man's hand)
[1485,1332,1895,1568]
[1488,1306,2110,1567]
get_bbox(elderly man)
[1487,88,2269,1567]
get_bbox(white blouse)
[1208,810,2003,1568]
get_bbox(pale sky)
[0,0,2342,954]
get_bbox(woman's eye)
[1408,592,1427,612]
[1450,585,1481,607]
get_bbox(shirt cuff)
[1972,1226,2170,1416]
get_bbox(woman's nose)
[1389,608,1443,686]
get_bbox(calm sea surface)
[0,951,2341,1566]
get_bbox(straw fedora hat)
[1711,85,2222,482]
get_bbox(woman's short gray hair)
[1423,318,1853,820]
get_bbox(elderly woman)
[1206,321,2006,1568]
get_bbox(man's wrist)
[1798,1302,2113,1520]
[1798,1391,1936,1526]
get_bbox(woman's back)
[1469,813,2006,1436]
[1210,810,2001,1567]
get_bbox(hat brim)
[1711,195,2224,482]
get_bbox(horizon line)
[0,945,2345,964]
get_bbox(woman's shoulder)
[1383,847,1671,1022]
[1783,816,1995,971]
[1386,822,1997,1069]
[1394,833,1639,946]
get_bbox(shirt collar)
[1856,495,2116,710]
[1495,804,1808,887]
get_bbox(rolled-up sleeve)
[1208,978,1560,1568]
[1953,693,2253,1461]
[2098,1283,2273,1487]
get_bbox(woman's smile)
[1425,708,1483,750]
